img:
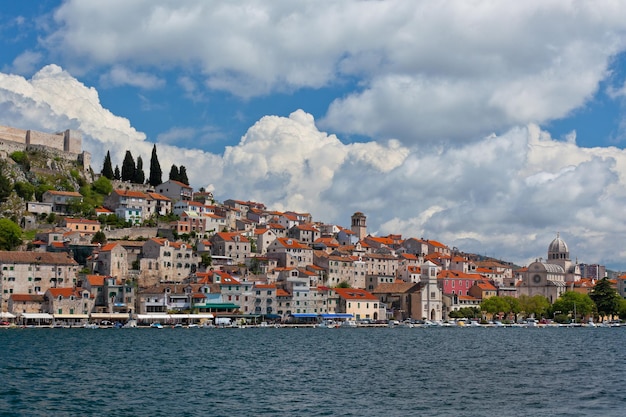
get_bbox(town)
[0,124,623,328]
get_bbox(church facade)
[518,234,581,303]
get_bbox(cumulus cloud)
[3,65,626,271]
[99,65,165,89]
[40,1,626,145]
[0,65,221,188]
[9,50,42,75]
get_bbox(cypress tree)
[148,144,162,187]
[114,165,121,180]
[134,156,145,184]
[101,151,114,179]
[179,165,189,185]
[121,150,136,182]
[169,164,179,182]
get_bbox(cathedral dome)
[548,234,568,254]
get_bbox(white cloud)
[3,65,626,271]
[9,50,42,75]
[177,76,205,102]
[41,1,626,144]
[156,127,196,145]
[99,65,165,89]
[0,65,221,189]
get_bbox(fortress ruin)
[0,124,91,170]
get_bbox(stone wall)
[0,124,83,157]
[27,129,65,151]
[104,227,159,240]
[0,125,27,144]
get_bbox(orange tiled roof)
[333,287,378,301]
[438,270,485,280]
[9,294,44,302]
[99,243,119,252]
[46,190,82,197]
[114,189,147,198]
[275,237,309,249]
[167,179,193,189]
[64,217,100,225]
[86,275,106,286]
[475,281,497,291]
[48,287,78,298]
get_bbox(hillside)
[0,147,94,221]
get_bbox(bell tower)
[351,212,367,240]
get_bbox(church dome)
[548,234,568,254]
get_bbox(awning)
[191,314,214,319]
[0,312,16,318]
[290,313,318,318]
[195,303,240,309]
[21,313,54,320]
[320,313,354,319]
[90,313,130,320]
[167,314,216,320]
[54,314,89,319]
[137,314,171,320]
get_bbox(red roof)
[114,189,147,198]
[333,287,378,301]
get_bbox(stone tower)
[351,212,367,240]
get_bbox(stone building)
[518,234,581,303]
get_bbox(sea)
[1,326,624,417]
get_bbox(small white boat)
[150,322,164,329]
[83,323,99,329]
[525,318,538,327]
[341,320,357,328]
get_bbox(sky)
[2,1,626,270]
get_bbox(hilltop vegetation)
[0,148,94,221]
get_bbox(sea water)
[1,326,624,416]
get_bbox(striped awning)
[54,314,89,319]
[90,313,130,320]
[20,313,54,320]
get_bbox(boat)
[318,320,338,328]
[525,318,538,327]
[83,323,99,329]
[340,320,357,328]
[150,322,164,329]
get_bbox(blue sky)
[2,1,626,270]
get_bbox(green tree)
[121,151,136,182]
[14,181,35,201]
[0,218,23,250]
[10,151,30,170]
[92,176,113,196]
[134,156,145,184]
[114,165,121,180]
[91,230,107,245]
[35,183,54,201]
[148,144,162,187]
[551,291,595,322]
[518,294,550,318]
[0,169,11,203]
[336,281,351,288]
[480,296,510,317]
[169,164,179,181]
[101,150,114,179]
[618,299,626,320]
[178,165,189,185]
[200,253,212,269]
[590,278,622,318]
